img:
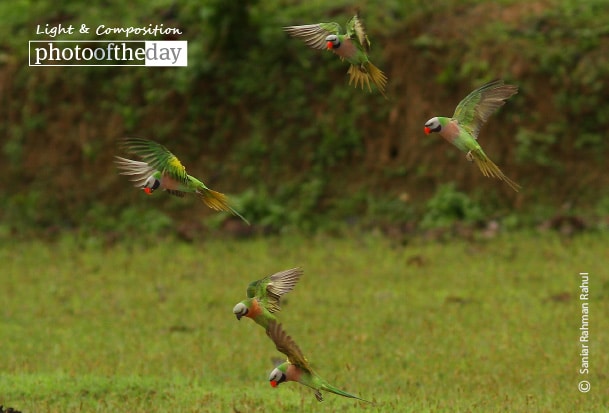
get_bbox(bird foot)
[315,390,323,402]
[465,151,474,162]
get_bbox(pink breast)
[439,120,460,143]
[286,364,302,382]
[161,175,181,190]
[332,38,357,59]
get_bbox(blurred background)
[1,0,608,241]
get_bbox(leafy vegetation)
[0,0,608,234]
[421,183,484,229]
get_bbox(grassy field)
[0,231,607,412]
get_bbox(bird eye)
[269,369,281,381]
[144,176,160,191]
[425,118,439,129]
[144,176,153,187]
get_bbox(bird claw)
[465,151,474,162]
[315,390,323,402]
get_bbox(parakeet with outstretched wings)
[284,11,387,98]
[233,268,303,330]
[424,80,521,191]
[115,137,249,223]
[266,320,370,403]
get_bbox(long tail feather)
[197,188,250,225]
[472,152,521,192]
[323,383,372,403]
[347,62,388,98]
[364,61,388,99]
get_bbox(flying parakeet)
[424,80,521,192]
[284,11,388,98]
[233,268,303,330]
[115,137,249,223]
[266,320,370,403]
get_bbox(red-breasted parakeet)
[424,80,520,191]
[266,320,370,403]
[115,137,249,223]
[284,11,388,98]
[233,268,303,330]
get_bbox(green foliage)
[1,191,50,228]
[362,191,415,225]
[515,127,559,167]
[230,187,297,232]
[229,181,415,235]
[595,194,609,218]
[0,0,608,234]
[2,132,25,168]
[82,204,174,235]
[421,183,484,228]
[231,177,327,233]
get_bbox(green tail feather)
[472,152,521,192]
[347,61,388,98]
[322,383,372,403]
[364,61,388,98]
[197,188,250,225]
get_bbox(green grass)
[1,231,607,412]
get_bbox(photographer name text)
[578,272,590,393]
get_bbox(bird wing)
[266,320,313,373]
[346,11,370,51]
[263,268,303,313]
[283,22,342,50]
[246,279,260,299]
[247,268,303,313]
[120,137,189,184]
[452,80,519,139]
[114,156,158,189]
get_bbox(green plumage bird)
[284,10,388,98]
[424,79,521,192]
[233,268,303,330]
[115,137,249,223]
[266,320,370,403]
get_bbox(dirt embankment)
[2,1,606,229]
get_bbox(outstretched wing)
[263,268,303,313]
[266,320,313,373]
[247,268,303,313]
[114,156,157,189]
[120,137,188,184]
[283,22,342,50]
[452,80,518,139]
[346,11,370,51]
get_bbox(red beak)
[144,187,152,195]
[270,381,278,388]
[326,41,333,50]
[424,126,431,135]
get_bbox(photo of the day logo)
[29,41,187,67]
